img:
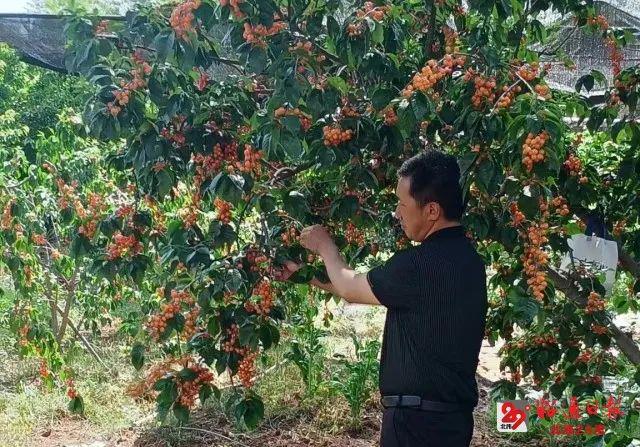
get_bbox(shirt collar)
[421,225,465,244]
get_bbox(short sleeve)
[366,248,419,309]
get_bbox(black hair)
[396,149,464,220]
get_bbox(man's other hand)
[300,225,336,256]
[272,260,303,282]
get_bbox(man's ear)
[425,202,440,220]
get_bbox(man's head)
[394,150,464,242]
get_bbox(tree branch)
[547,266,640,365]
[619,245,640,279]
[56,264,80,344]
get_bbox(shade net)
[1,1,639,94]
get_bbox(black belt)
[381,395,473,412]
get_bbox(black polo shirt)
[366,225,487,407]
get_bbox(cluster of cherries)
[106,231,143,261]
[322,125,354,147]
[219,0,245,19]
[356,1,389,21]
[244,279,274,316]
[586,14,609,30]
[347,1,389,35]
[442,26,459,54]
[534,83,551,99]
[94,19,109,35]
[345,222,366,247]
[585,291,605,314]
[382,107,397,126]
[170,0,201,40]
[147,289,197,341]
[275,107,312,132]
[591,324,608,335]
[66,378,79,400]
[0,200,13,231]
[516,62,539,81]
[55,179,106,239]
[160,115,188,147]
[221,325,258,387]
[280,227,300,246]
[551,196,570,217]
[496,83,523,109]
[521,131,550,172]
[521,221,550,302]
[245,247,269,273]
[402,56,464,98]
[177,361,215,408]
[470,75,497,109]
[214,197,233,224]
[612,219,626,237]
[107,50,152,117]
[237,351,258,388]
[242,21,287,48]
[605,37,623,77]
[509,202,525,227]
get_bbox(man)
[276,150,487,447]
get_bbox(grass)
[0,327,154,447]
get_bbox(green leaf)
[575,74,594,93]
[131,343,145,370]
[258,194,276,213]
[330,195,359,219]
[68,396,85,415]
[411,94,431,121]
[246,47,268,74]
[243,396,265,429]
[281,134,303,158]
[173,404,190,424]
[199,384,214,404]
[70,234,91,259]
[239,324,259,348]
[207,316,221,337]
[153,31,175,62]
[259,324,280,349]
[327,76,348,94]
[288,265,316,283]
[178,367,198,381]
[282,191,308,219]
[281,116,301,134]
[371,88,395,110]
[371,22,384,44]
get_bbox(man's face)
[394,176,439,242]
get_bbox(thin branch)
[175,427,250,447]
[56,264,80,344]
[55,305,112,371]
[538,26,578,56]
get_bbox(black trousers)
[380,407,474,447]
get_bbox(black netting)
[542,0,640,95]
[0,13,120,73]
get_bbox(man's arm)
[318,245,380,305]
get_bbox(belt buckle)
[400,395,421,408]
[381,395,400,408]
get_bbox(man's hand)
[272,260,303,282]
[299,225,337,256]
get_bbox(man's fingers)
[284,260,301,270]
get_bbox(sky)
[0,0,31,13]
